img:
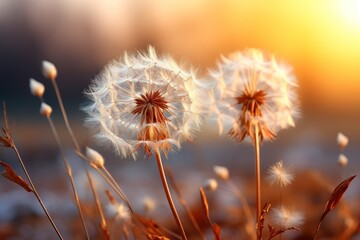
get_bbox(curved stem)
[155,149,187,240]
[13,146,63,240]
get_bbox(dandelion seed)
[107,203,130,222]
[271,206,304,228]
[266,161,294,188]
[337,132,349,149]
[85,147,105,168]
[40,102,52,117]
[338,154,348,167]
[203,178,218,191]
[83,46,204,159]
[142,197,156,213]
[29,78,45,97]
[208,49,300,142]
[42,61,57,80]
[213,165,229,181]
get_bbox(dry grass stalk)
[133,214,180,240]
[86,170,110,240]
[0,103,63,239]
[41,64,136,224]
[165,166,206,240]
[48,72,81,152]
[45,115,90,239]
[257,202,271,240]
[314,175,357,239]
[146,234,171,240]
[199,187,221,240]
[267,225,300,240]
[76,149,134,213]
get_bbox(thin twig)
[46,116,90,240]
[102,165,134,212]
[13,146,64,239]
[155,149,187,240]
[51,79,81,152]
[86,170,110,240]
[2,103,63,239]
[165,166,205,240]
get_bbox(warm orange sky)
[1,0,360,118]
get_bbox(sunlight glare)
[340,0,360,25]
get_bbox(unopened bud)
[42,60,57,80]
[337,132,349,149]
[213,165,229,181]
[338,154,348,167]
[86,147,105,168]
[29,78,45,97]
[203,178,218,192]
[40,102,52,117]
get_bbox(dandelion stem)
[254,124,261,234]
[46,116,90,240]
[12,146,64,240]
[155,149,187,240]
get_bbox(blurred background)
[0,0,360,239]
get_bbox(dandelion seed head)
[266,161,294,188]
[338,153,348,167]
[85,147,105,168]
[337,132,349,149]
[42,60,57,80]
[213,165,229,181]
[208,49,300,142]
[203,178,218,191]
[40,102,52,117]
[29,78,45,97]
[83,46,204,159]
[271,206,304,228]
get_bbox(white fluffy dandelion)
[208,49,300,142]
[271,206,304,228]
[266,161,294,188]
[83,46,204,159]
